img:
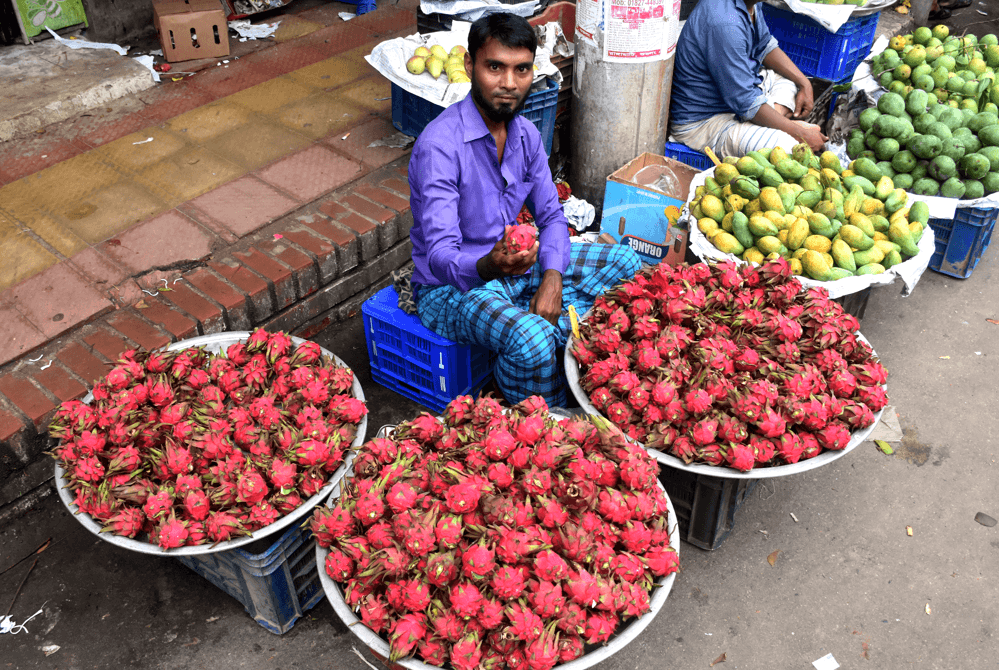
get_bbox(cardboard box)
[153,0,229,63]
[600,153,700,265]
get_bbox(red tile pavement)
[106,309,172,352]
[185,175,300,238]
[184,267,250,328]
[0,132,92,183]
[187,59,278,99]
[55,342,112,386]
[256,146,362,202]
[248,41,330,78]
[208,259,273,318]
[67,247,132,291]
[0,407,24,442]
[380,177,410,197]
[339,212,377,236]
[358,5,417,38]
[83,328,130,363]
[354,182,410,214]
[0,307,46,365]
[71,97,156,150]
[97,210,218,274]
[0,376,56,426]
[133,295,199,339]
[233,247,296,309]
[31,363,88,403]
[136,83,216,126]
[301,214,357,249]
[343,192,394,224]
[6,263,114,339]
[324,117,412,172]
[159,282,225,333]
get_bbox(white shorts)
[671,69,813,159]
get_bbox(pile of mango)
[855,25,999,198]
[689,144,928,282]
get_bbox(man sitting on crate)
[406,13,641,407]
[669,0,827,157]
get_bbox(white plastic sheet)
[684,167,936,299]
[420,0,539,21]
[776,0,856,33]
[45,27,127,55]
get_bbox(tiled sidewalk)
[0,2,421,502]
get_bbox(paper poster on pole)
[603,0,667,62]
[576,0,681,62]
[575,0,602,50]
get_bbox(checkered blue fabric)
[416,243,642,406]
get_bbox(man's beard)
[471,76,529,124]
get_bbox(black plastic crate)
[657,468,758,551]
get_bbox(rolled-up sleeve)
[708,23,766,121]
[409,141,483,292]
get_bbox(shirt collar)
[460,94,491,144]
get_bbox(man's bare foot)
[774,103,794,119]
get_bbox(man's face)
[466,37,535,124]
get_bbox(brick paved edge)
[0,159,414,518]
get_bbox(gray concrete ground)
[2,3,998,670]
[0,248,996,670]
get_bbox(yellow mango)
[743,247,765,264]
[804,235,833,253]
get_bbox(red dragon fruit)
[572,261,886,471]
[311,398,678,666]
[504,224,538,254]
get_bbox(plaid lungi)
[415,243,641,406]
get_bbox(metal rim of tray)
[315,416,680,670]
[54,331,368,557]
[564,332,886,480]
[762,0,899,19]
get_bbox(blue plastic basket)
[362,286,495,412]
[926,205,997,279]
[760,4,879,82]
[176,521,323,634]
[665,142,713,171]
[391,77,560,155]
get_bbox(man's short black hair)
[467,13,537,63]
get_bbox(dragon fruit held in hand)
[572,259,888,472]
[314,395,678,668]
[49,328,367,550]
[505,224,538,254]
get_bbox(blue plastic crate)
[760,4,879,82]
[363,286,495,412]
[927,205,998,279]
[176,521,323,634]
[391,77,559,155]
[665,141,713,171]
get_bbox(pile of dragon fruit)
[312,395,679,669]
[50,328,367,550]
[572,259,889,471]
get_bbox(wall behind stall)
[80,0,156,44]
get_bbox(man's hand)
[529,269,563,326]
[476,230,539,281]
[795,120,827,153]
[793,81,814,120]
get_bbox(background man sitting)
[669,0,827,157]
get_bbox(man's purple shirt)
[408,94,571,292]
